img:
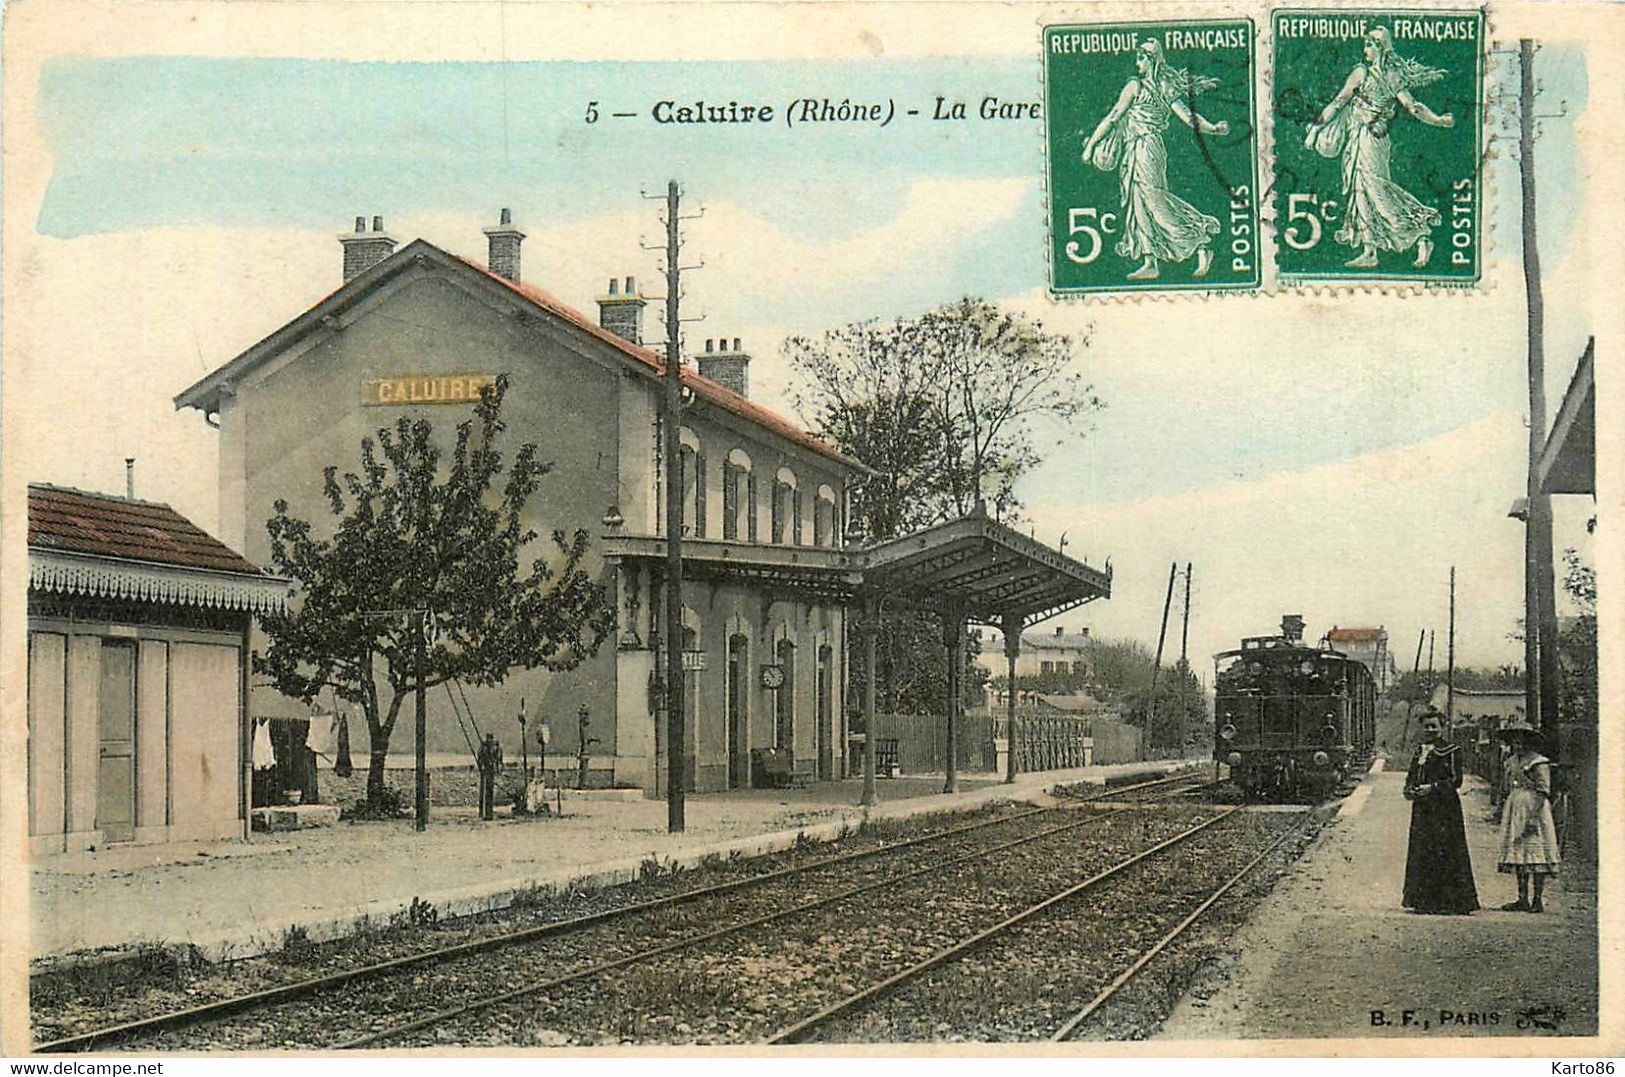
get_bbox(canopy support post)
[1003,615,1022,784]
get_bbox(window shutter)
[748,474,758,542]
[771,483,784,544]
[695,453,707,538]
[722,466,738,541]
[792,489,803,545]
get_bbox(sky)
[7,18,1601,673]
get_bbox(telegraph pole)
[1446,567,1456,724]
[662,179,687,833]
[1519,40,1562,753]
[1178,562,1192,665]
[414,608,428,832]
[1147,562,1177,755]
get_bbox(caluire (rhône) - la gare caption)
[609,96,1043,126]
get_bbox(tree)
[256,377,615,811]
[1558,548,1597,726]
[787,298,1101,532]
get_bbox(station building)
[25,485,288,854]
[175,212,865,793]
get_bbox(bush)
[341,784,410,821]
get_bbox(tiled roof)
[172,240,858,472]
[28,484,265,577]
[453,257,855,468]
[1326,626,1385,642]
[1025,633,1094,650]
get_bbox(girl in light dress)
[1496,718,1561,912]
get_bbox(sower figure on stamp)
[1495,717,1560,912]
[477,732,503,821]
[1305,26,1455,269]
[1402,708,1479,915]
[1082,39,1227,281]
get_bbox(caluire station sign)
[364,373,496,406]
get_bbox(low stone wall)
[306,762,622,810]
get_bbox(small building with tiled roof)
[26,484,288,854]
[175,211,863,792]
[1323,624,1396,693]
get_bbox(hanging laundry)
[306,709,334,757]
[252,717,275,769]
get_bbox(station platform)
[30,759,1195,970]
[1160,758,1601,1042]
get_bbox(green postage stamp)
[1271,9,1485,284]
[1044,20,1261,295]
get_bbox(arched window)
[723,448,752,542]
[772,467,799,545]
[678,428,704,538]
[814,484,838,547]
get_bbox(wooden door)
[97,640,137,843]
[727,637,746,788]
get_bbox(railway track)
[36,772,1208,1052]
[766,806,1311,1044]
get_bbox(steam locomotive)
[1213,614,1376,799]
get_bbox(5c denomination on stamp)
[1271,8,1485,284]
[1045,19,1261,295]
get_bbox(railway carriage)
[1213,615,1376,799]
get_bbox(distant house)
[1324,625,1397,693]
[974,625,1096,682]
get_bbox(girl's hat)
[1496,716,1540,739]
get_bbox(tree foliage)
[255,377,615,809]
[1558,548,1597,725]
[787,297,1101,534]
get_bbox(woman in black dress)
[1401,709,1479,914]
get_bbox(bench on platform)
[750,747,801,789]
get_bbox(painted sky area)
[17,46,1597,669]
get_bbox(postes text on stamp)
[1045,19,1261,295]
[1271,8,1485,284]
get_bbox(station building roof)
[1537,337,1594,497]
[172,240,864,474]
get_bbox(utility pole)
[1402,628,1426,748]
[1519,39,1562,754]
[1446,567,1456,724]
[1178,562,1192,666]
[1147,562,1177,756]
[414,608,428,832]
[662,179,687,833]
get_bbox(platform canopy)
[857,509,1111,624]
[602,503,1111,624]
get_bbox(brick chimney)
[483,207,525,283]
[596,276,645,345]
[339,215,397,282]
[697,337,750,398]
